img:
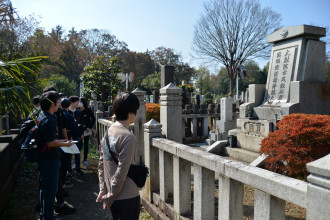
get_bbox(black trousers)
[55,152,66,204]
[111,196,140,220]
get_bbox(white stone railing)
[96,117,330,220]
[96,118,113,147]
[144,120,308,219]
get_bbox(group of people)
[33,88,142,220]
[32,86,95,220]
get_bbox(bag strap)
[104,128,119,165]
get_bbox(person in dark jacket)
[79,97,96,166]
[37,91,73,220]
[69,96,84,175]
[42,86,75,216]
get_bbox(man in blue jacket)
[37,91,73,220]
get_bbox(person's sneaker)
[75,168,84,175]
[63,182,74,189]
[83,161,90,166]
[55,204,76,215]
[66,171,73,178]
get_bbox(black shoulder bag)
[104,130,149,188]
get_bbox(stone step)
[225,147,260,164]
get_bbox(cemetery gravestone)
[161,65,174,88]
[229,25,330,163]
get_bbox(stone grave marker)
[161,65,174,88]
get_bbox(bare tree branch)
[192,0,281,96]
[0,0,17,26]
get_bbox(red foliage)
[259,113,330,178]
[146,103,160,122]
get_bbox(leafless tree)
[192,0,281,96]
[0,0,17,25]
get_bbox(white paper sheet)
[60,144,80,154]
[84,129,92,136]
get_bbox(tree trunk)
[229,75,234,98]
[227,66,234,97]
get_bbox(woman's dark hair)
[69,96,79,103]
[113,92,140,120]
[40,91,59,111]
[80,97,88,108]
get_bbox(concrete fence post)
[254,189,285,220]
[144,119,162,202]
[173,156,191,217]
[96,110,103,148]
[306,154,330,220]
[194,165,215,220]
[159,150,173,203]
[218,176,244,220]
[132,88,146,164]
[160,83,182,143]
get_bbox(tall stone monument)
[161,65,174,88]
[228,25,330,163]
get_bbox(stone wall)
[0,129,24,213]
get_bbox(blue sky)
[11,0,330,72]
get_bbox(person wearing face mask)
[69,96,84,175]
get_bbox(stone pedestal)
[306,154,330,220]
[144,119,162,202]
[160,83,183,143]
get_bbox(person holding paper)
[79,97,96,166]
[69,96,84,175]
[97,92,140,220]
[36,91,74,220]
[43,86,75,216]
[61,98,84,174]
